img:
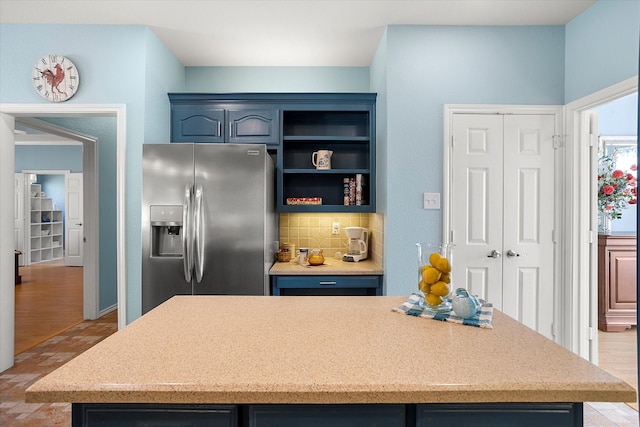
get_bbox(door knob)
[506,250,520,258]
[487,249,502,258]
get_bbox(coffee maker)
[342,226,369,262]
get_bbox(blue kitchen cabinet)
[168,93,376,212]
[72,403,237,426]
[171,104,225,143]
[169,94,279,145]
[279,96,376,213]
[247,404,406,427]
[271,275,382,296]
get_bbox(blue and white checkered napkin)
[392,293,493,329]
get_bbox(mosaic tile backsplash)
[278,213,383,265]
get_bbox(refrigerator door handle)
[182,183,193,283]
[194,184,205,283]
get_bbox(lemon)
[430,281,449,297]
[435,257,451,273]
[421,266,441,284]
[429,252,441,267]
[419,280,431,294]
[425,293,443,307]
[440,273,450,284]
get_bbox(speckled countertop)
[26,296,635,405]
[269,258,383,275]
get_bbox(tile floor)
[0,311,117,426]
[1,310,638,426]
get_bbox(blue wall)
[378,25,566,296]
[565,0,640,103]
[0,24,185,318]
[15,145,82,172]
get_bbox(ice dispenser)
[150,205,183,257]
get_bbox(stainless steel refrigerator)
[142,143,277,314]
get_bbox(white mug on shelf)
[312,150,333,170]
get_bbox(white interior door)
[65,173,84,266]
[451,113,556,339]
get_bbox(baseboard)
[98,304,117,318]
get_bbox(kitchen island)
[26,296,635,426]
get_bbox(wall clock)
[32,54,79,102]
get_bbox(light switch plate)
[423,193,440,209]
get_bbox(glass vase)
[598,213,612,234]
[416,243,454,313]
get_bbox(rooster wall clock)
[32,54,79,102]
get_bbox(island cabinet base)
[71,402,584,427]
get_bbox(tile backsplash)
[279,213,383,265]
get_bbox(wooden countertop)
[269,258,383,275]
[26,296,635,405]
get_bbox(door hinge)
[589,133,599,147]
[450,230,454,242]
[552,135,563,149]
[450,134,455,148]
[588,326,595,341]
[551,322,556,338]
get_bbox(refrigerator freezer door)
[142,144,195,314]
[194,144,273,295]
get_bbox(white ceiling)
[0,0,596,66]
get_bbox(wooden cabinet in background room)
[598,233,637,332]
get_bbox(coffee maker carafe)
[342,226,369,262]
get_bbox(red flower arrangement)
[598,148,637,220]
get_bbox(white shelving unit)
[28,183,63,264]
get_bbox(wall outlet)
[423,192,441,210]
[332,222,340,235]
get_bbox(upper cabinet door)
[227,109,279,144]
[171,105,224,143]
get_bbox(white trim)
[564,76,638,361]
[0,103,127,332]
[98,303,118,318]
[21,169,71,174]
[443,104,565,344]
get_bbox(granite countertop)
[269,258,383,275]
[26,296,636,405]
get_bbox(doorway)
[0,103,127,373]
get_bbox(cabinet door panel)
[228,109,279,144]
[172,105,224,142]
[610,249,637,308]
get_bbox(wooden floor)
[14,259,83,355]
[598,326,638,411]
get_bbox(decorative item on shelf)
[417,243,454,313]
[311,150,333,170]
[286,197,322,205]
[597,147,637,233]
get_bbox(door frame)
[564,76,638,362]
[0,103,127,373]
[443,104,564,341]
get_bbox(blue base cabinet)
[271,275,382,296]
[72,403,237,426]
[247,404,406,427]
[71,403,584,426]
